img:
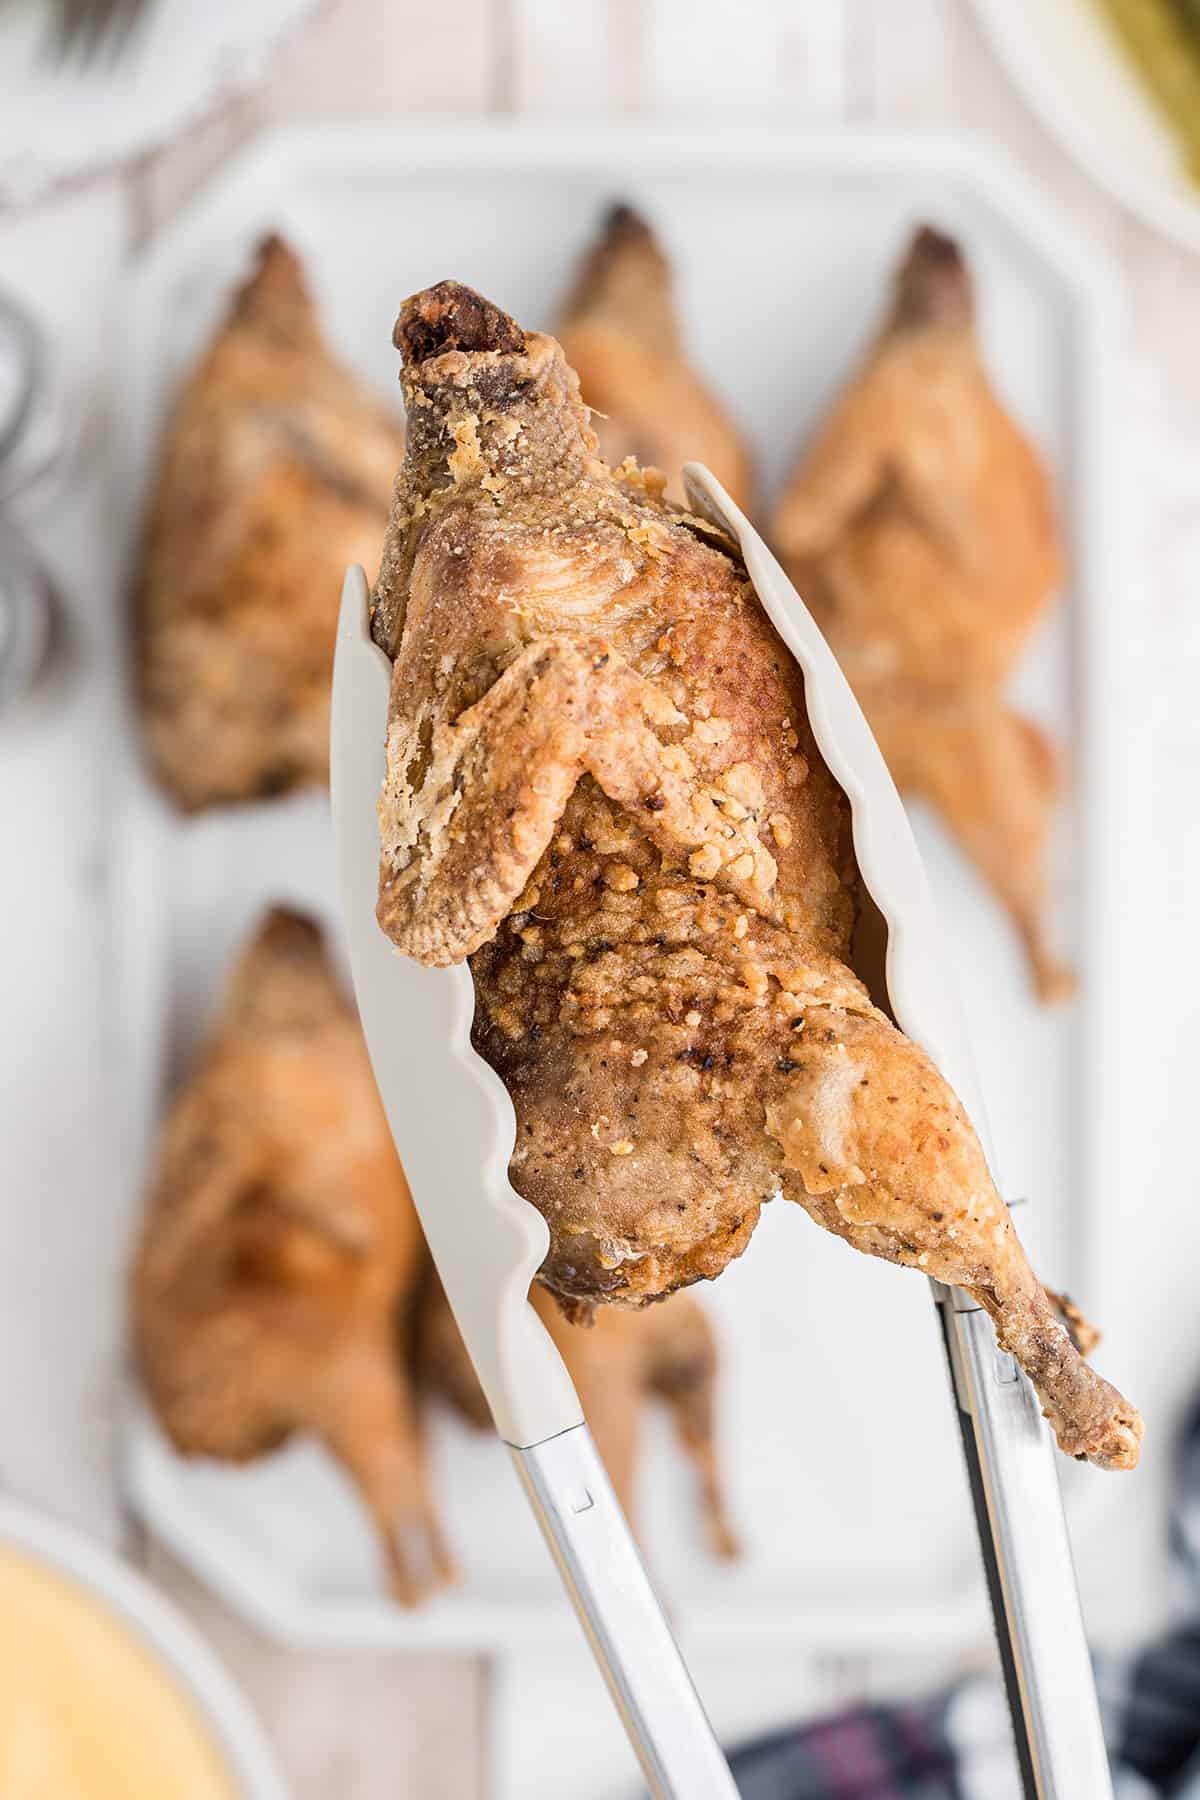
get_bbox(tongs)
[332,563,738,1800]
[331,466,1111,1800]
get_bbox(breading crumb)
[605,863,639,892]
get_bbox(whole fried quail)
[415,1275,738,1558]
[132,907,452,1603]
[559,203,753,511]
[772,228,1070,1001]
[369,280,1140,1471]
[135,236,404,810]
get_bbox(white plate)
[0,0,320,211]
[0,1496,285,1799]
[971,0,1200,253]
[113,124,1126,1792]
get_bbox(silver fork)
[42,0,152,67]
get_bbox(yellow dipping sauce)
[0,1544,237,1799]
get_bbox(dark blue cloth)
[727,1700,963,1799]
[704,1399,1200,1797]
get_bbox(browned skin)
[370,280,1140,1470]
[415,1275,738,1558]
[558,203,754,512]
[131,908,453,1604]
[135,235,404,811]
[772,228,1071,1002]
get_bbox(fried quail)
[132,907,452,1603]
[368,280,1140,1471]
[135,236,404,810]
[772,227,1070,1001]
[415,1275,738,1557]
[559,203,753,511]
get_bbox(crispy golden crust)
[372,281,1140,1471]
[558,203,754,511]
[772,228,1070,1001]
[415,1275,738,1557]
[135,236,404,811]
[131,907,453,1603]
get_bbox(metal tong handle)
[935,1283,1112,1800]
[513,1426,739,1800]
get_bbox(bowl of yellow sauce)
[0,1498,285,1799]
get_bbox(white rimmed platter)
[111,123,1134,1800]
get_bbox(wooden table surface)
[2,1,1198,1793]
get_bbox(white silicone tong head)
[330,565,578,1451]
[330,566,737,1800]
[683,465,1111,1800]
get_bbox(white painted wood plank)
[137,0,501,245]
[852,0,954,120]
[1064,215,1200,1648]
[511,0,643,115]
[643,0,848,117]
[145,1541,486,1800]
[0,177,131,1543]
[261,0,500,120]
[490,1643,839,1800]
[130,97,263,252]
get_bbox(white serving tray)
[113,124,1125,1792]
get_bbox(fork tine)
[43,0,103,66]
[69,0,106,62]
[42,0,152,68]
[101,0,151,65]
[38,0,82,66]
